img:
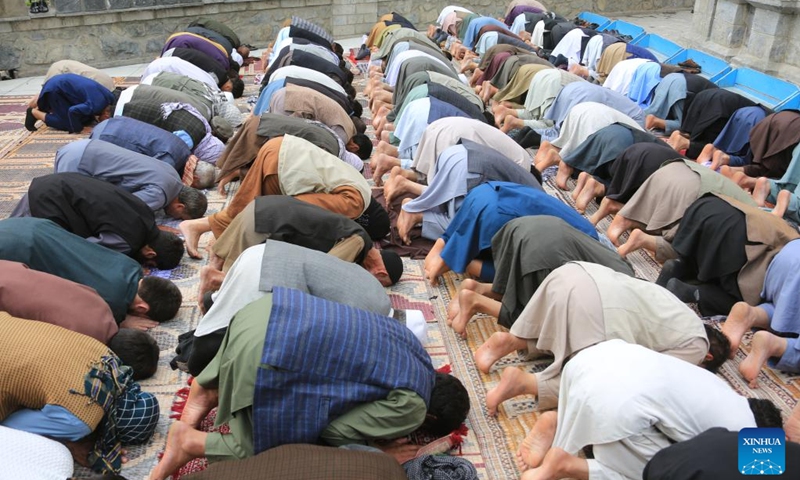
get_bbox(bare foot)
[752,177,771,207]
[617,229,656,257]
[179,218,212,259]
[695,143,716,164]
[589,197,622,225]
[493,104,511,126]
[735,172,757,192]
[555,161,573,190]
[571,171,591,201]
[534,147,561,172]
[606,214,635,246]
[786,402,800,443]
[397,198,423,245]
[501,115,524,134]
[517,411,558,471]
[150,422,205,480]
[371,153,400,187]
[520,448,583,479]
[533,141,553,167]
[773,189,791,218]
[485,366,535,416]
[710,150,730,171]
[423,238,448,288]
[475,332,527,374]
[722,302,769,358]
[198,266,225,305]
[447,278,478,324]
[451,289,481,338]
[575,177,605,214]
[383,172,400,208]
[739,331,787,388]
[719,165,735,179]
[376,139,398,156]
[667,131,690,151]
[180,381,219,428]
[387,174,422,205]
[645,114,666,131]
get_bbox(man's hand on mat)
[121,315,159,331]
[376,438,420,464]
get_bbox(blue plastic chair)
[576,11,611,30]
[599,20,647,43]
[665,49,731,81]
[713,68,800,111]
[632,34,685,63]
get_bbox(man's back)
[90,117,191,172]
[555,340,755,453]
[0,218,140,322]
[55,139,182,211]
[28,173,158,254]
[0,313,108,428]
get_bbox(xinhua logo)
[739,428,786,475]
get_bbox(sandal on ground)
[29,2,40,13]
[39,1,49,12]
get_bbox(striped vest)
[253,288,434,453]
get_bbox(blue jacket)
[38,73,115,133]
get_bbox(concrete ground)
[617,10,695,47]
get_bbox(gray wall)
[0,0,693,75]
[692,0,800,84]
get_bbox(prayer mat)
[0,95,34,159]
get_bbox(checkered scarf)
[81,355,158,473]
[404,455,478,480]
[160,102,223,164]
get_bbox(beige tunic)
[44,60,115,91]
[411,117,532,184]
[620,161,758,262]
[278,134,371,215]
[510,262,708,410]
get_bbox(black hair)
[228,62,241,77]
[344,68,355,85]
[351,100,363,118]
[178,186,208,219]
[702,324,730,373]
[351,133,373,160]
[351,115,367,134]
[109,329,159,381]
[138,276,182,322]
[332,42,344,57]
[149,231,185,270]
[747,398,783,428]
[230,77,245,99]
[425,373,470,437]
[343,82,357,101]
